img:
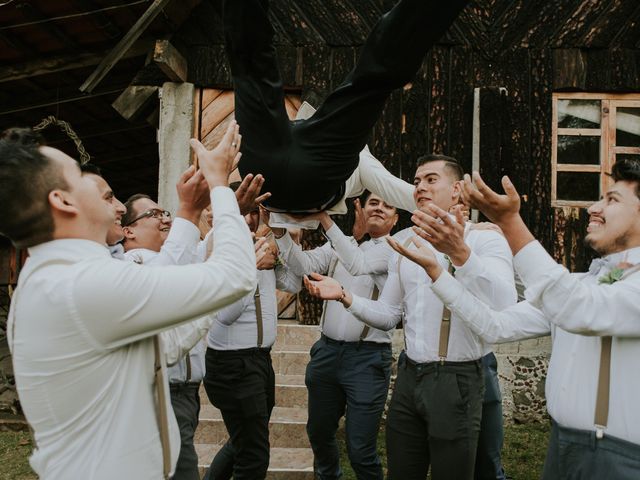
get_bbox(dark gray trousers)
[169,382,202,480]
[386,352,484,480]
[542,419,640,479]
[305,336,392,480]
[475,352,506,480]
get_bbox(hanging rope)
[33,115,91,164]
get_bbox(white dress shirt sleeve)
[275,264,302,294]
[71,187,256,349]
[143,217,201,266]
[345,147,416,212]
[454,230,517,310]
[431,271,551,343]
[161,315,214,366]
[275,232,334,277]
[515,241,640,336]
[324,224,392,275]
[347,266,404,331]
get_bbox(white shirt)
[124,217,209,383]
[276,227,392,343]
[7,187,256,479]
[348,227,517,362]
[431,240,640,445]
[207,265,300,350]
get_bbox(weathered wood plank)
[153,40,188,82]
[112,85,159,122]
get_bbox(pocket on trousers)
[428,372,478,441]
[240,391,269,418]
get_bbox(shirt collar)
[588,246,640,275]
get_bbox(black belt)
[321,333,391,349]
[404,354,481,373]
[169,381,200,391]
[207,346,272,356]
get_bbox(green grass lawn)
[337,421,550,480]
[0,422,549,479]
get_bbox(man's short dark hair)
[122,194,151,226]
[0,128,69,248]
[416,154,464,181]
[611,158,640,199]
[80,163,102,176]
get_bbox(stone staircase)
[196,320,320,479]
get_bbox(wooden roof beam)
[153,40,187,82]
[80,0,173,94]
[0,40,152,84]
[112,85,160,122]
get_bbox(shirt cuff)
[345,294,365,316]
[166,217,201,245]
[451,250,482,277]
[211,186,240,218]
[513,240,560,289]
[431,270,465,307]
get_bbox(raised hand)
[304,272,344,301]
[235,173,271,216]
[387,235,443,281]
[352,198,367,241]
[411,204,470,266]
[461,172,520,226]
[190,120,242,189]
[175,166,210,225]
[255,237,277,270]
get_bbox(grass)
[0,430,37,480]
[337,421,550,480]
[0,422,550,479]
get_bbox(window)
[552,93,640,207]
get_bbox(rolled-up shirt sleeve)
[72,187,257,349]
[515,241,640,336]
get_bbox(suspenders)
[153,337,172,479]
[594,264,640,438]
[320,255,378,341]
[396,237,455,363]
[254,285,264,347]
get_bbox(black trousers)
[475,352,506,480]
[202,347,275,480]
[169,382,202,480]
[386,352,485,480]
[223,0,469,212]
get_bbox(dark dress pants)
[222,0,470,212]
[386,352,484,480]
[202,347,275,480]
[305,337,392,480]
[475,352,507,480]
[542,420,640,479]
[169,382,202,480]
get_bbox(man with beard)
[389,158,640,479]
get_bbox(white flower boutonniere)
[598,261,634,285]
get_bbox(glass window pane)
[557,135,600,165]
[557,172,600,202]
[557,99,601,128]
[616,107,640,147]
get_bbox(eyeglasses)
[124,208,171,226]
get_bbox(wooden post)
[158,82,195,214]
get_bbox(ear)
[393,213,399,226]
[451,180,463,203]
[48,189,78,216]
[122,225,136,241]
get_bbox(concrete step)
[274,323,320,350]
[196,444,314,479]
[199,374,308,408]
[196,404,309,448]
[271,344,311,376]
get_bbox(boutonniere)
[443,255,456,275]
[598,261,634,285]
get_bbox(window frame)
[551,92,640,207]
